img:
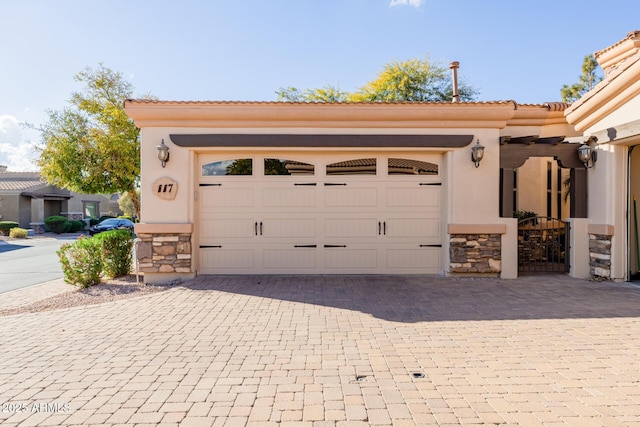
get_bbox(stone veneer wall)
[449,234,502,275]
[589,234,612,279]
[136,233,192,274]
[61,212,84,221]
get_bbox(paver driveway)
[1,274,640,426]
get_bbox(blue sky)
[1,0,638,170]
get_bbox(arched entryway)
[500,135,590,274]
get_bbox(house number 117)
[153,177,178,201]
[158,184,174,193]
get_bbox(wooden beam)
[170,134,475,148]
[570,168,588,218]
[501,141,584,169]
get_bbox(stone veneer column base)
[449,234,502,276]
[589,234,612,279]
[134,224,194,283]
[447,225,506,278]
[587,224,613,280]
[29,222,45,234]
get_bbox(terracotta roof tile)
[124,98,520,106]
[566,50,640,115]
[595,30,640,58]
[0,172,47,192]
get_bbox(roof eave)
[124,100,519,129]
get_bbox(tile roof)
[0,172,47,192]
[125,98,528,107]
[595,30,640,59]
[566,49,640,116]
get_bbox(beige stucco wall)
[574,92,640,281]
[562,30,640,281]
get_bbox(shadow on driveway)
[0,243,30,253]
[183,274,640,323]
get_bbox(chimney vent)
[449,61,460,103]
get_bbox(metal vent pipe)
[449,61,460,103]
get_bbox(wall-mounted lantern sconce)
[577,139,597,168]
[471,139,484,168]
[156,139,170,168]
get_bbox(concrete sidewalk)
[0,279,72,310]
[1,274,640,426]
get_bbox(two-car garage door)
[197,154,443,274]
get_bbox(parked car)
[89,218,135,236]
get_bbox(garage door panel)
[385,217,441,240]
[324,248,378,269]
[261,217,317,238]
[263,186,317,208]
[325,187,377,208]
[201,218,255,239]
[386,247,441,271]
[200,248,255,272]
[325,217,378,238]
[201,187,253,208]
[263,247,317,270]
[386,186,440,208]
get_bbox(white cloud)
[389,0,424,8]
[0,115,39,171]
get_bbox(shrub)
[9,227,28,238]
[45,216,69,234]
[0,221,19,236]
[95,230,134,279]
[69,220,84,233]
[57,237,102,287]
[88,217,100,227]
[98,215,116,223]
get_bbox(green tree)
[118,190,140,219]
[276,85,350,102]
[560,55,603,103]
[276,56,477,103]
[350,57,477,102]
[37,64,144,216]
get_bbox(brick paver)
[1,274,640,426]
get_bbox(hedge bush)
[9,227,28,238]
[45,216,69,234]
[57,237,103,288]
[95,230,134,279]
[0,221,19,236]
[57,230,135,286]
[69,219,85,233]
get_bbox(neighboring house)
[0,166,121,233]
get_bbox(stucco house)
[124,98,593,283]
[125,31,640,285]
[0,167,120,233]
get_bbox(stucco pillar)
[30,198,45,234]
[567,218,590,279]
[500,218,518,279]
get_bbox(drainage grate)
[411,372,425,379]
[355,375,368,382]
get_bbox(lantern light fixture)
[157,139,170,168]
[471,139,484,168]
[577,139,597,168]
